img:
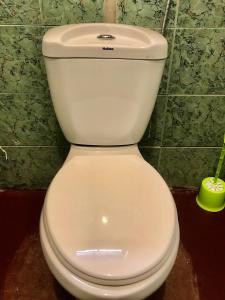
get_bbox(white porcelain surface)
[41,23,179,300]
[44,58,165,145]
[40,145,179,299]
[40,212,179,300]
[43,145,177,286]
[42,23,167,59]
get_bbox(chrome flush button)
[97,34,115,40]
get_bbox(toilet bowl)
[40,145,179,299]
[40,23,180,299]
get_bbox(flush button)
[97,34,115,40]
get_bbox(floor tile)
[2,189,225,300]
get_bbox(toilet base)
[40,211,179,300]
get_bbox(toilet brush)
[196,134,225,212]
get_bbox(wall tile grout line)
[162,94,225,97]
[0,24,224,29]
[158,0,180,172]
[160,146,221,149]
[38,0,44,23]
[0,146,66,148]
[167,27,225,30]
[139,146,161,149]
[165,0,180,95]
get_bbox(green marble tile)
[0,0,41,25]
[0,94,66,146]
[178,0,225,28]
[163,96,225,147]
[139,147,160,170]
[0,26,45,60]
[169,29,225,95]
[140,96,167,146]
[116,0,177,28]
[159,147,224,187]
[0,146,68,188]
[0,58,48,93]
[41,0,103,25]
[0,26,48,93]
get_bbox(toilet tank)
[42,24,167,146]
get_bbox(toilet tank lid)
[42,23,168,60]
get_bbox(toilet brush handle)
[214,135,225,183]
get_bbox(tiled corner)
[0,0,41,25]
[163,96,225,147]
[139,147,160,170]
[177,0,225,28]
[116,0,177,29]
[169,29,225,95]
[0,94,66,146]
[41,0,103,25]
[0,147,68,189]
[140,96,167,146]
[159,147,224,187]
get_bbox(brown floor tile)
[1,189,225,300]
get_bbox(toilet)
[40,23,179,300]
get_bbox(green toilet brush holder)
[196,134,225,212]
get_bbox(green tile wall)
[118,0,225,187]
[0,0,224,188]
[0,0,103,188]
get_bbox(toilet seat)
[43,145,177,286]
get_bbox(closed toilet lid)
[44,150,177,285]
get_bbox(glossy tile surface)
[141,96,167,146]
[0,0,225,189]
[0,0,41,24]
[140,147,160,170]
[163,96,225,147]
[1,189,225,300]
[0,26,44,59]
[169,29,225,95]
[178,0,225,28]
[158,29,174,95]
[116,0,177,28]
[0,94,65,146]
[0,26,47,93]
[41,0,103,25]
[0,147,67,188]
[159,147,225,187]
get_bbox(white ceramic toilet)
[40,23,179,300]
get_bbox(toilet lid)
[44,152,176,285]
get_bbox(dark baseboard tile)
[159,147,224,188]
[0,146,68,189]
